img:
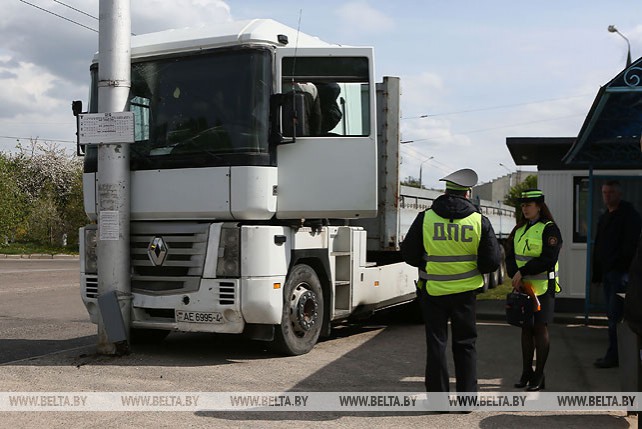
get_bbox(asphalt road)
[0,259,636,428]
[0,259,95,364]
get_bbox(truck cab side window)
[130,96,150,141]
[281,56,370,137]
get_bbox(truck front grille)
[130,222,210,293]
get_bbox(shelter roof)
[563,57,642,167]
[506,137,575,170]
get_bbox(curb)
[0,254,79,260]
[29,254,54,259]
[53,254,78,259]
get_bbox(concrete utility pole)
[96,0,132,354]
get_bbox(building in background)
[473,170,535,204]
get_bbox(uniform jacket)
[401,193,501,276]
[592,200,641,282]
[506,218,562,289]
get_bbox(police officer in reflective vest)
[401,168,500,393]
[506,189,562,391]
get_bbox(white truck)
[78,19,514,355]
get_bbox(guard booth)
[563,59,642,395]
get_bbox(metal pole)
[608,26,632,68]
[498,200,502,238]
[584,166,594,325]
[419,157,433,189]
[96,0,131,354]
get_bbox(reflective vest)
[513,221,561,296]
[418,209,483,296]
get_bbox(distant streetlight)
[608,25,632,68]
[499,162,513,187]
[419,156,434,188]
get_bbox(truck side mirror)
[269,93,285,146]
[282,92,310,142]
[72,100,83,117]
[269,93,303,145]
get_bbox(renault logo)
[148,236,169,266]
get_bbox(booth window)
[573,176,589,243]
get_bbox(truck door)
[275,48,378,220]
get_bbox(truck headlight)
[84,227,98,274]
[216,226,240,277]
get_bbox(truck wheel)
[480,274,490,293]
[488,269,499,289]
[272,264,324,356]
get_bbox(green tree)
[7,140,86,248]
[401,176,422,188]
[24,185,63,245]
[59,168,87,247]
[0,154,28,243]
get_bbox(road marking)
[0,269,77,274]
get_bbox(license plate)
[175,310,223,324]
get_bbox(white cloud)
[0,59,79,153]
[335,1,394,35]
[0,61,61,114]
[131,0,231,34]
[400,72,445,115]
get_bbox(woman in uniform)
[506,189,562,391]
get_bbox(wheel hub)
[290,285,319,333]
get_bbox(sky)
[3,0,642,189]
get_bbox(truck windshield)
[84,47,272,171]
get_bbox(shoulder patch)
[547,236,558,247]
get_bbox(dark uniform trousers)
[418,286,477,392]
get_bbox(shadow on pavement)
[0,321,393,368]
[479,413,631,428]
[0,337,95,365]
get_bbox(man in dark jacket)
[592,180,642,368]
[401,168,500,393]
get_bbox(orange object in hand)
[522,282,541,312]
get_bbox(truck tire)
[488,269,499,289]
[272,264,324,356]
[480,274,490,293]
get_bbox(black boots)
[514,369,533,388]
[515,369,545,390]
[527,372,545,391]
